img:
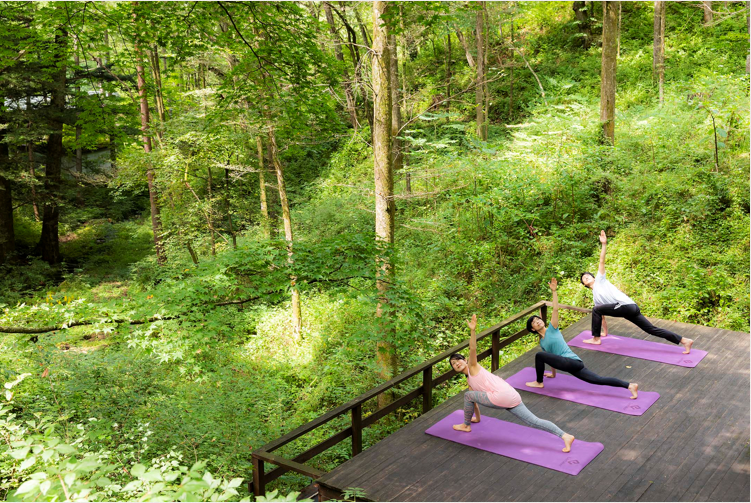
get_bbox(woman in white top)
[580,231,694,354]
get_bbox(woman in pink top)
[450,315,576,453]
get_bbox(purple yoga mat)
[425,410,603,476]
[568,330,707,368]
[505,367,659,416]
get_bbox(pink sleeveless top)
[467,366,522,408]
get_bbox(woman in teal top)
[525,278,639,399]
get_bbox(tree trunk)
[269,128,302,339]
[399,5,411,194]
[37,29,66,266]
[617,1,622,58]
[454,28,476,69]
[134,4,166,264]
[703,1,713,25]
[149,45,167,142]
[74,44,83,207]
[352,5,374,135]
[509,18,515,118]
[475,3,487,140]
[256,136,270,238]
[599,1,619,145]
[373,0,397,404]
[207,165,216,255]
[389,32,402,174]
[573,1,592,49]
[446,32,452,109]
[102,31,117,166]
[354,5,372,49]
[747,3,750,74]
[483,3,490,136]
[26,96,39,221]
[225,167,236,249]
[324,2,359,129]
[653,1,666,105]
[0,139,14,264]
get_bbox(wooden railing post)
[491,330,500,372]
[422,366,433,413]
[540,304,548,326]
[352,404,362,456]
[252,456,265,497]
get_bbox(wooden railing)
[251,301,590,497]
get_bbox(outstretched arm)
[549,278,559,329]
[467,314,478,369]
[598,230,607,275]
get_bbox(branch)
[0,315,178,335]
[508,42,548,106]
[215,295,262,306]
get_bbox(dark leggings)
[592,303,682,344]
[535,351,629,388]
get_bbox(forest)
[0,1,748,501]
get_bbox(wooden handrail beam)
[256,301,548,454]
[257,302,551,454]
[254,451,326,479]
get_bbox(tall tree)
[73,40,83,206]
[148,45,167,142]
[0,136,14,264]
[269,128,302,338]
[573,1,592,49]
[475,3,487,141]
[746,3,750,74]
[373,0,397,401]
[256,136,270,239]
[26,96,39,221]
[703,1,713,25]
[37,28,66,266]
[653,1,666,105]
[454,27,475,69]
[400,5,411,194]
[389,32,402,174]
[599,1,619,145]
[133,3,167,265]
[323,2,358,129]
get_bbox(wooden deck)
[316,316,750,502]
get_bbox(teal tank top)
[540,326,582,361]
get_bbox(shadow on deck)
[316,316,750,502]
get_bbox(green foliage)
[0,374,248,502]
[0,1,747,499]
[341,487,368,502]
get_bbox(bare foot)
[471,416,480,423]
[583,337,602,345]
[526,381,544,388]
[681,338,694,354]
[544,372,555,378]
[562,433,575,453]
[453,423,471,432]
[628,382,639,399]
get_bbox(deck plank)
[314,316,749,502]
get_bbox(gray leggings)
[463,391,565,438]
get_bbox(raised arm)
[467,314,478,369]
[549,278,559,329]
[598,230,607,275]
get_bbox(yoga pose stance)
[525,277,640,399]
[580,231,693,354]
[450,314,576,453]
